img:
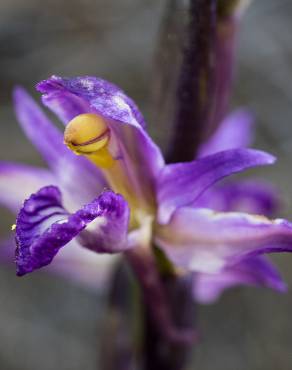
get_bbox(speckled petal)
[193,256,287,304]
[15,186,129,276]
[157,148,275,224]
[155,207,292,274]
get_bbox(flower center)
[64,113,114,168]
[64,113,154,228]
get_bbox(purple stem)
[166,0,217,163]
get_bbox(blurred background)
[1,0,292,369]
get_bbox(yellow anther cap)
[64,113,110,154]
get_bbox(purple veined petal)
[0,236,116,291]
[198,109,254,158]
[37,76,165,203]
[155,206,292,274]
[195,179,279,217]
[15,186,130,276]
[193,256,287,304]
[0,162,55,213]
[13,87,106,210]
[157,148,276,224]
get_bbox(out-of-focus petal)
[198,109,254,157]
[37,76,165,202]
[0,162,54,213]
[157,149,275,224]
[195,180,279,217]
[193,256,287,304]
[155,207,292,274]
[49,240,118,291]
[13,87,106,209]
[15,186,129,276]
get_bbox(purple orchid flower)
[2,75,292,309]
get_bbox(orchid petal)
[15,186,129,276]
[13,87,106,209]
[49,240,117,290]
[195,180,279,217]
[193,256,286,304]
[0,162,54,213]
[198,109,254,157]
[37,75,147,128]
[37,76,165,201]
[0,236,115,291]
[155,207,292,274]
[157,148,275,224]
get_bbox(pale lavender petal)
[193,256,287,304]
[157,149,275,224]
[195,180,279,217]
[37,76,164,202]
[0,162,54,213]
[13,87,106,209]
[15,186,129,276]
[48,240,117,290]
[198,109,254,157]
[155,207,292,274]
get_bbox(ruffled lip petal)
[193,256,287,304]
[155,206,292,275]
[15,186,129,276]
[157,148,276,224]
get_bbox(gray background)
[1,1,292,369]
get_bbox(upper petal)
[13,87,106,209]
[157,148,275,224]
[155,207,292,274]
[193,256,286,304]
[15,186,130,276]
[0,162,54,213]
[36,76,165,202]
[198,109,254,157]
[37,75,147,128]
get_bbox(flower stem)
[152,0,250,163]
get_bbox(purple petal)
[193,256,287,304]
[37,76,164,202]
[157,148,275,224]
[15,186,129,276]
[155,207,292,274]
[195,180,279,217]
[0,236,115,291]
[13,87,106,209]
[37,75,147,128]
[198,109,254,157]
[0,162,54,213]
